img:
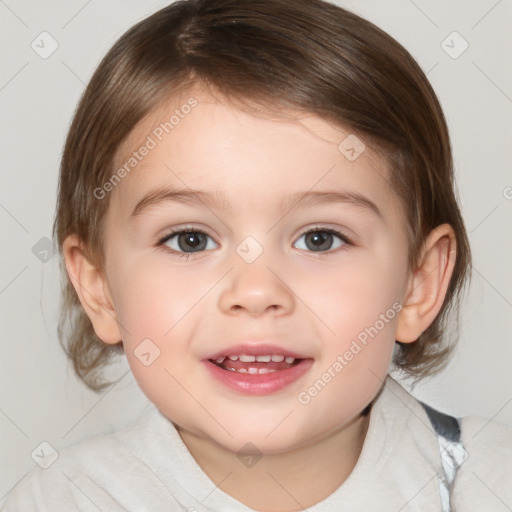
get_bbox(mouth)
[208,354,303,374]
[203,350,314,395]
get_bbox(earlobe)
[62,234,122,344]
[396,224,457,343]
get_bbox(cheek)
[112,260,203,410]
[304,248,404,335]
[109,254,208,372]
[110,255,203,341]
[299,247,403,392]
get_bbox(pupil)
[307,231,332,251]
[179,232,206,252]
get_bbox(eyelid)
[156,225,217,246]
[156,226,217,260]
[292,226,354,255]
[156,224,355,259]
[156,225,352,244]
[298,225,353,244]
[291,222,355,250]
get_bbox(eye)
[293,227,351,253]
[157,226,352,259]
[158,228,218,256]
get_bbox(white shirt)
[3,376,511,511]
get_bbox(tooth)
[271,355,285,362]
[256,355,271,362]
[285,357,295,363]
[248,367,258,374]
[228,355,239,361]
[237,368,248,373]
[216,356,226,363]
[239,355,256,362]
[258,368,277,374]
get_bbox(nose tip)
[218,261,295,317]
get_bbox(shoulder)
[460,413,512,459]
[372,376,512,509]
[2,433,122,511]
[2,403,181,512]
[452,414,512,510]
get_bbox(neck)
[177,411,370,511]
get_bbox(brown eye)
[294,228,350,253]
[160,229,217,254]
[177,232,207,252]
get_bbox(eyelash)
[156,226,353,260]
[156,227,212,260]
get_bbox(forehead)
[110,88,402,221]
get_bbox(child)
[4,0,511,510]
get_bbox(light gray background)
[1,0,511,504]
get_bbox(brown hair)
[54,0,471,392]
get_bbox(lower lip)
[202,359,314,396]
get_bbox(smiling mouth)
[208,354,303,374]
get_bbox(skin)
[64,86,456,511]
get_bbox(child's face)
[101,89,411,453]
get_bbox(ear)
[395,224,457,343]
[62,234,122,344]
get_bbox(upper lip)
[205,343,311,361]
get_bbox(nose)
[218,257,295,317]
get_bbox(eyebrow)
[131,186,383,220]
